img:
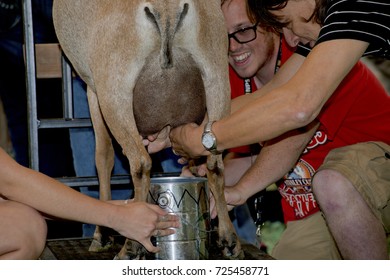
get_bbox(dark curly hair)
[246,0,328,32]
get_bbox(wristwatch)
[201,121,220,154]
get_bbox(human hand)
[209,185,246,219]
[112,201,180,253]
[180,162,207,177]
[143,126,172,154]
[170,122,207,159]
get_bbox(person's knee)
[23,206,47,259]
[312,169,347,211]
[312,169,335,196]
[0,201,47,259]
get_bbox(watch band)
[204,121,214,134]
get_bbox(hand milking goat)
[53,0,243,259]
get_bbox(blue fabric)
[232,204,258,246]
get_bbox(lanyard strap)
[244,78,252,94]
[274,34,283,74]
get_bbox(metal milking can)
[148,176,210,260]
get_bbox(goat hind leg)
[207,154,244,259]
[85,87,116,252]
[115,140,153,259]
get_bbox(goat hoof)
[88,238,114,252]
[218,233,244,259]
[115,239,146,260]
[114,253,145,260]
[221,244,244,260]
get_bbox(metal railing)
[21,0,131,187]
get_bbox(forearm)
[234,122,319,202]
[0,149,117,227]
[217,87,302,150]
[0,149,181,253]
[217,40,367,151]
[177,55,307,156]
[170,39,367,159]
[230,52,304,114]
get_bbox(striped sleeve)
[316,0,390,58]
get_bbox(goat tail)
[144,2,190,69]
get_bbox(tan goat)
[53,0,243,259]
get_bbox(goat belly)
[133,48,206,136]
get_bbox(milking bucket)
[148,176,210,260]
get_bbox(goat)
[53,0,243,259]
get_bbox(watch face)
[202,133,214,149]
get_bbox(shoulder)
[318,0,390,57]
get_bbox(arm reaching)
[0,148,179,253]
[170,39,368,157]
[211,121,320,218]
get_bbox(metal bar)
[39,118,92,129]
[56,173,180,188]
[22,0,39,170]
[62,56,74,119]
[57,175,132,188]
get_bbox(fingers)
[158,213,178,223]
[170,124,195,158]
[154,214,179,235]
[178,157,188,165]
[143,127,172,154]
[180,163,208,177]
[195,164,207,177]
[226,205,235,213]
[147,133,159,141]
[180,166,195,177]
[149,204,170,216]
[142,215,178,253]
[209,188,238,219]
[141,226,177,253]
[189,166,201,176]
[141,240,160,253]
[153,229,161,237]
[157,214,180,230]
[139,215,179,253]
[142,138,150,147]
[152,228,176,237]
[172,151,188,165]
[147,204,180,228]
[147,138,171,154]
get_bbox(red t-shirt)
[280,60,390,222]
[228,37,295,154]
[228,37,390,223]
